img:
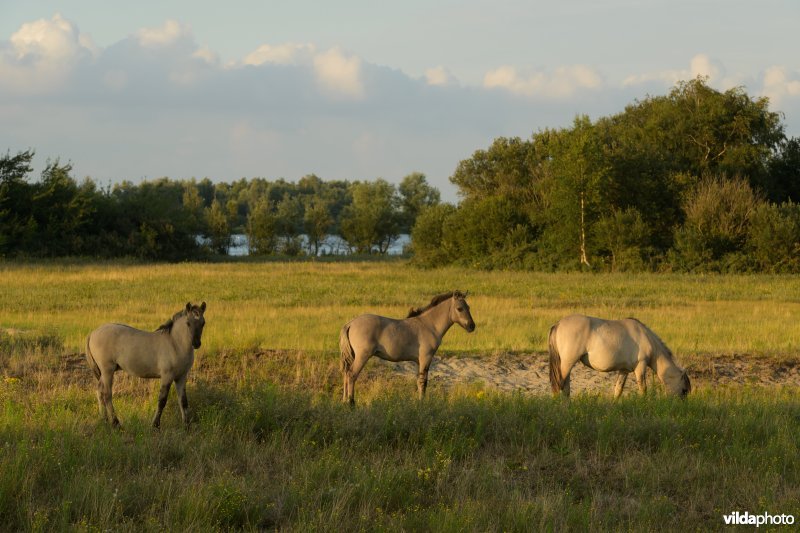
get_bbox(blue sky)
[1,1,798,200]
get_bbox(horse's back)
[88,323,166,378]
[556,314,642,371]
[347,313,423,362]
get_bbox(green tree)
[303,196,333,256]
[275,193,304,255]
[246,198,277,255]
[205,198,231,254]
[398,172,440,232]
[410,203,457,267]
[340,180,401,254]
[0,149,35,254]
[746,201,800,273]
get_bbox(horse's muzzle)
[193,340,202,349]
[466,322,476,333]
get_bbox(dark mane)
[406,291,466,318]
[155,309,188,334]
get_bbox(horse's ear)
[200,301,207,312]
[186,302,192,312]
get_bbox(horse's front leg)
[613,371,629,399]
[417,354,433,400]
[152,379,172,428]
[174,374,190,427]
[634,361,648,396]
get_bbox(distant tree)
[746,201,800,272]
[206,198,232,254]
[340,180,401,253]
[275,193,304,255]
[303,195,333,256]
[410,203,457,267]
[246,198,277,255]
[398,172,440,232]
[670,176,761,271]
[0,149,35,254]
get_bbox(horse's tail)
[85,332,101,380]
[548,322,564,394]
[339,323,355,373]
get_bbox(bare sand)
[370,352,800,396]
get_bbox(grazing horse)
[548,314,690,398]
[339,291,475,405]
[85,302,206,427]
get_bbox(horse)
[339,291,475,405]
[85,302,206,428]
[548,314,690,398]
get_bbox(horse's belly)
[584,352,635,373]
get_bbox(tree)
[303,195,333,256]
[537,116,609,269]
[0,149,35,254]
[275,193,304,255]
[246,198,277,255]
[398,172,440,232]
[205,198,231,254]
[670,176,760,271]
[410,203,457,267]
[339,180,401,254]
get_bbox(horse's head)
[450,291,475,333]
[185,301,207,349]
[663,366,691,397]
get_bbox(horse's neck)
[169,317,193,354]
[652,351,677,377]
[417,300,453,340]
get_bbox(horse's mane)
[155,309,188,334]
[628,317,674,360]
[406,291,466,318]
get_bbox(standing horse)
[339,291,475,405]
[548,314,690,398]
[85,302,206,427]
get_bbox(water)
[223,234,410,256]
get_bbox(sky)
[1,1,798,201]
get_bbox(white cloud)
[0,13,95,92]
[243,43,315,66]
[761,66,800,107]
[622,54,736,89]
[193,45,219,65]
[312,47,364,98]
[425,66,457,87]
[136,20,190,48]
[483,64,602,98]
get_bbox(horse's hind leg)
[345,352,371,406]
[152,379,172,429]
[98,372,120,427]
[174,375,190,427]
[613,371,629,399]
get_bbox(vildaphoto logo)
[723,511,795,527]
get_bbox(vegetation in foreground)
[1,371,798,531]
[1,262,799,530]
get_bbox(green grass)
[1,260,799,530]
[1,380,798,531]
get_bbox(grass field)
[1,260,799,530]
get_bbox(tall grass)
[1,379,798,531]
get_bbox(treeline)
[0,152,439,260]
[412,78,800,272]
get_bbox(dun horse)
[548,314,690,398]
[340,291,475,405]
[85,302,206,427]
